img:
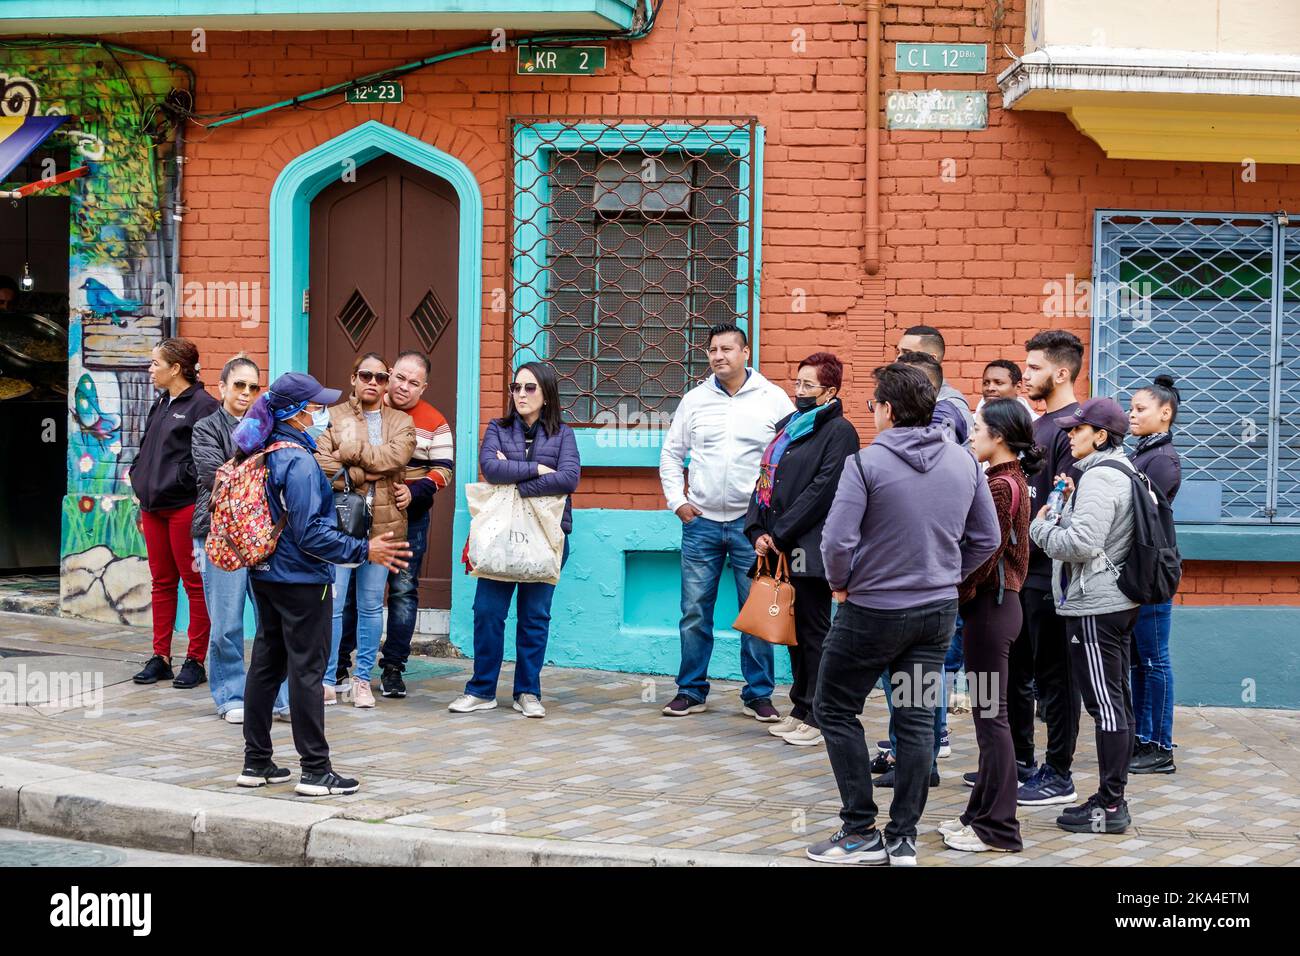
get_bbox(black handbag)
[332,468,373,539]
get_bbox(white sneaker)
[784,723,824,747]
[943,826,1014,853]
[448,693,497,714]
[323,684,337,706]
[352,677,375,708]
[274,710,291,723]
[222,708,244,724]
[513,693,546,718]
[767,715,800,738]
[937,818,966,837]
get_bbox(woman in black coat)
[745,352,860,748]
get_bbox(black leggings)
[961,589,1023,850]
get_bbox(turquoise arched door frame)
[268,119,482,606]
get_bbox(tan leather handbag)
[733,550,797,646]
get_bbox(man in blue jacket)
[233,372,411,797]
[807,362,999,866]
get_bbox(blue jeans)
[195,538,287,717]
[327,560,389,685]
[940,613,964,734]
[379,511,430,672]
[882,670,945,772]
[465,538,569,700]
[1131,601,1174,750]
[676,516,775,705]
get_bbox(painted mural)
[1,47,184,626]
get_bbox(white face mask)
[303,406,330,442]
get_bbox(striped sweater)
[401,399,454,521]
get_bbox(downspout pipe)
[864,0,882,275]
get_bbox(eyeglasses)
[230,380,260,393]
[355,370,390,385]
[509,382,539,396]
[867,399,877,413]
[793,381,827,395]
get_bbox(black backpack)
[1092,459,1182,604]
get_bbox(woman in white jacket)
[1029,397,1138,837]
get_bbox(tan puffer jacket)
[314,398,416,542]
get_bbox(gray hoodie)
[820,424,1000,610]
[1029,445,1138,617]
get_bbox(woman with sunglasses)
[191,354,290,725]
[449,362,580,718]
[315,353,415,708]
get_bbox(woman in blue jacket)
[449,362,581,719]
[229,372,411,797]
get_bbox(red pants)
[140,504,210,662]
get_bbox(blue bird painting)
[79,277,141,325]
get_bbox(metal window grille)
[1093,211,1299,524]
[508,117,757,425]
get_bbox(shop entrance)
[0,145,69,575]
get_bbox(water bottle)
[1044,477,1068,520]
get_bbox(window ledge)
[1178,524,1300,563]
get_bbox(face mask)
[795,396,818,413]
[304,406,330,443]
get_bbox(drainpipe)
[863,0,882,275]
[170,122,185,341]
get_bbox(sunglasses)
[509,382,539,396]
[355,370,390,385]
[230,380,260,393]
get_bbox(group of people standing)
[126,322,1182,855]
[653,323,1182,866]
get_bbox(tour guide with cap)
[229,371,412,797]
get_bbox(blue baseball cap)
[265,371,340,411]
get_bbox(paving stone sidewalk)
[2,611,1298,866]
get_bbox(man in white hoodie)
[659,323,795,720]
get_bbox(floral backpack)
[204,441,297,572]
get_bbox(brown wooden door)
[308,154,459,608]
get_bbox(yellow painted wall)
[1031,0,1300,55]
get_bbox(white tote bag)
[464,481,567,585]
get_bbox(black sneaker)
[235,762,292,787]
[963,761,1038,788]
[870,752,895,775]
[380,665,407,699]
[884,835,918,866]
[661,694,706,717]
[742,699,781,723]
[132,655,173,685]
[172,657,207,689]
[295,770,361,797]
[876,767,940,789]
[1131,745,1176,775]
[1056,796,1131,834]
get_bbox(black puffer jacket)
[130,382,219,513]
[190,406,240,538]
[744,399,861,579]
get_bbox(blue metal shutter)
[1093,213,1276,523]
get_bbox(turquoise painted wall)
[449,507,794,685]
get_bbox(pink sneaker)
[352,677,375,708]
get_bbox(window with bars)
[1092,211,1300,524]
[509,119,758,430]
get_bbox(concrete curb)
[0,757,812,867]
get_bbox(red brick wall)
[1177,562,1300,607]
[108,0,1300,603]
